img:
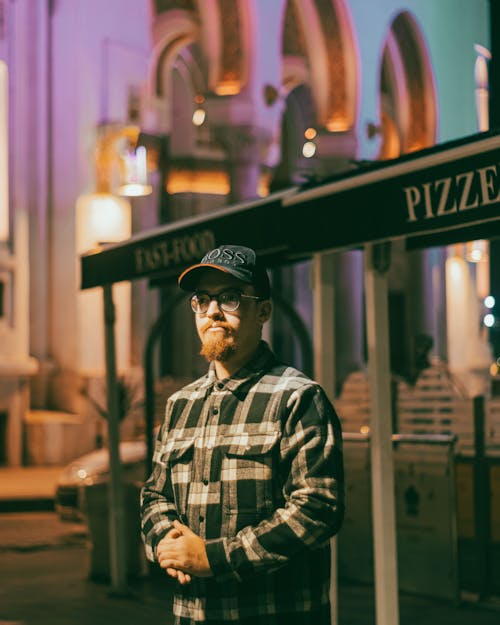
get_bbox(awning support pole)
[103,283,128,594]
[364,243,399,625]
[312,251,338,625]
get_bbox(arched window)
[379,11,437,159]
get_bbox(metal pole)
[103,283,128,594]
[312,251,338,625]
[364,243,400,625]
[473,395,490,599]
[447,437,460,607]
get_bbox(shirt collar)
[206,341,276,391]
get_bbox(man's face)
[192,271,270,364]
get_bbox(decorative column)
[214,125,271,202]
[0,0,39,465]
[317,130,364,391]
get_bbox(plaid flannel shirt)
[140,342,344,624]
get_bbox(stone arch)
[148,1,250,131]
[197,0,249,95]
[281,0,358,132]
[270,84,317,191]
[168,45,211,156]
[379,10,437,158]
[148,8,199,99]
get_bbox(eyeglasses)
[190,289,261,314]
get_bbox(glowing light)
[326,116,350,132]
[485,295,495,309]
[447,257,463,283]
[215,81,241,96]
[490,362,499,376]
[465,239,488,263]
[166,169,230,195]
[484,313,495,328]
[192,108,206,126]
[90,196,127,239]
[117,145,152,197]
[302,141,316,158]
[76,192,131,247]
[304,127,317,140]
[360,425,370,435]
[118,183,152,197]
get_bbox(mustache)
[201,321,232,334]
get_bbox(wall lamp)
[93,123,153,198]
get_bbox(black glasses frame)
[190,289,261,314]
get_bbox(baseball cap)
[178,244,271,298]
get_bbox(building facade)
[0,0,495,545]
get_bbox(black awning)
[283,130,500,255]
[80,190,295,289]
[80,130,500,289]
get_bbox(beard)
[199,328,237,362]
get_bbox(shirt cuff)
[205,539,241,582]
[151,525,174,561]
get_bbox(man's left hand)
[157,520,213,578]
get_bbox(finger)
[176,570,191,585]
[158,554,178,569]
[158,529,180,549]
[160,558,184,571]
[166,567,178,579]
[158,541,182,557]
[158,547,182,565]
[173,520,195,537]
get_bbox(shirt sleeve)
[205,384,345,582]
[140,412,180,562]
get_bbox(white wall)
[48,0,152,408]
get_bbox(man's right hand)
[157,528,192,585]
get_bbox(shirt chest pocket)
[221,430,280,518]
[163,438,195,519]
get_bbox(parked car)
[55,440,147,522]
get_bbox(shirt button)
[206,442,213,449]
[203,479,209,486]
[199,515,205,523]
[217,382,224,390]
[212,408,219,415]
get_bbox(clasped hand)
[157,520,212,585]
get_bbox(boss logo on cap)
[202,247,247,264]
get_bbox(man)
[140,244,344,625]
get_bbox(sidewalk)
[1,466,500,625]
[1,512,500,625]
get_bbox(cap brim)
[178,263,250,291]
